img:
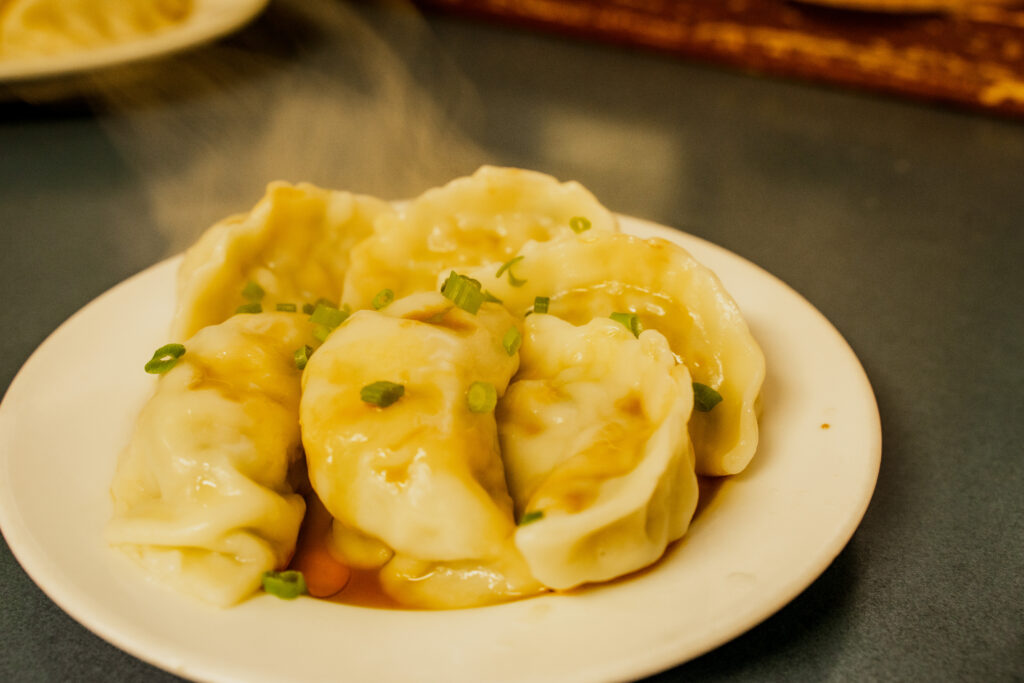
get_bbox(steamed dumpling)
[341,166,618,310]
[109,168,765,610]
[301,292,519,561]
[171,182,393,340]
[378,543,540,609]
[0,0,191,58]
[106,312,315,606]
[300,292,541,607]
[468,232,765,476]
[499,315,697,589]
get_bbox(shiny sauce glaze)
[287,475,726,609]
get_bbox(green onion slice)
[467,381,498,413]
[276,303,297,312]
[304,297,338,317]
[692,382,723,412]
[494,256,523,278]
[294,345,312,370]
[533,296,550,314]
[519,510,544,526]
[235,302,262,314]
[144,343,185,374]
[502,327,521,356]
[372,288,394,310]
[495,256,527,287]
[242,280,265,301]
[569,216,591,233]
[610,312,642,337]
[361,381,405,407]
[482,290,502,304]
[262,570,307,599]
[309,304,349,328]
[310,304,351,342]
[441,271,485,314]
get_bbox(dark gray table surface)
[2,1,1022,681]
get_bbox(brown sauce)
[325,567,403,609]
[289,475,727,610]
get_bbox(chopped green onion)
[533,296,550,314]
[610,312,642,337]
[310,304,349,329]
[569,216,591,233]
[309,303,350,343]
[361,381,405,407]
[494,256,523,278]
[495,256,527,287]
[372,288,394,310]
[262,570,307,599]
[439,271,453,293]
[242,280,265,301]
[235,302,262,314]
[693,382,723,412]
[276,303,297,312]
[467,381,498,413]
[304,297,339,317]
[294,345,312,370]
[502,327,521,356]
[441,271,485,314]
[144,343,185,374]
[519,510,544,526]
[482,290,502,304]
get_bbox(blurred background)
[1,1,1022,681]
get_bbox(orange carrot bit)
[289,492,351,599]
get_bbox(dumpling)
[378,543,540,609]
[498,315,697,589]
[106,312,316,606]
[341,166,618,310]
[0,0,191,58]
[467,232,765,476]
[301,292,519,561]
[171,181,393,340]
[300,292,541,607]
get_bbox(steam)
[10,0,489,254]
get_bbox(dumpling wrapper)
[301,292,541,607]
[0,0,191,58]
[171,181,393,340]
[106,312,315,606]
[467,232,765,476]
[499,315,697,590]
[341,166,618,310]
[301,292,519,561]
[378,543,540,610]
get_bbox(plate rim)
[0,215,882,682]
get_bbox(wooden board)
[414,0,1024,117]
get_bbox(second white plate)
[0,0,268,82]
[0,217,881,682]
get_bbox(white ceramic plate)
[0,0,267,82]
[0,217,881,683]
